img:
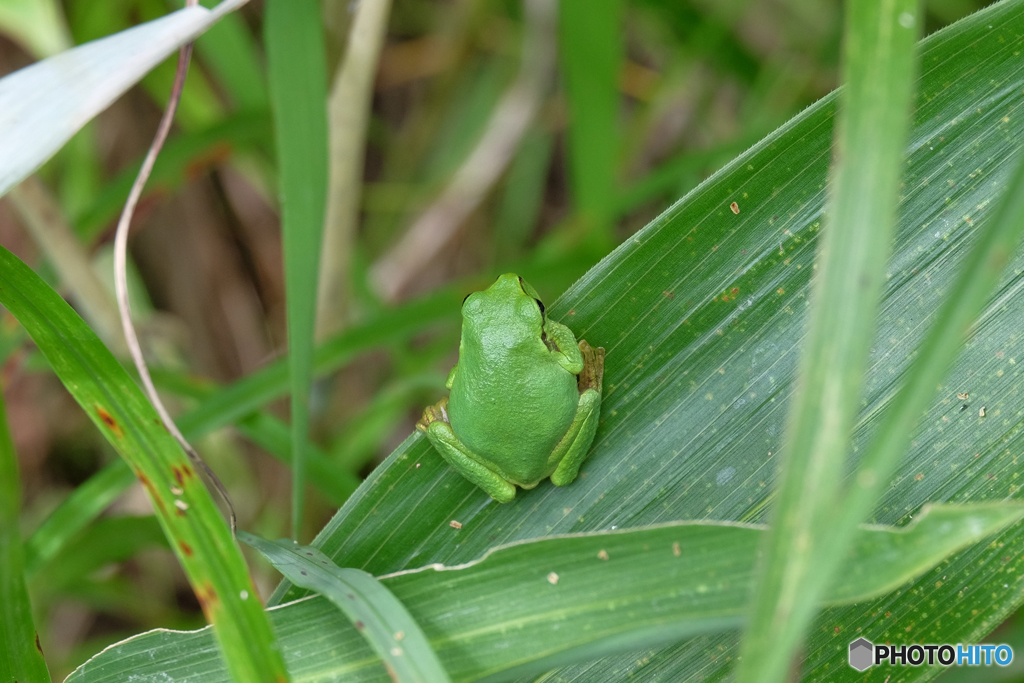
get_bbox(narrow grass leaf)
[0,0,249,198]
[34,515,167,592]
[69,503,1023,682]
[0,245,290,683]
[174,287,462,439]
[0,381,51,683]
[241,532,452,683]
[559,0,622,239]
[0,0,71,58]
[195,0,268,111]
[234,414,360,505]
[800,74,1024,682]
[263,0,329,540]
[736,4,921,681]
[145,371,361,505]
[23,458,135,576]
[24,370,361,582]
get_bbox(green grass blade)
[0,380,52,683]
[495,127,554,259]
[234,414,361,505]
[195,0,268,112]
[0,245,290,683]
[559,0,622,241]
[146,372,361,505]
[174,288,462,439]
[735,4,921,681]
[799,73,1024,682]
[826,504,1023,604]
[22,405,357,583]
[34,515,167,592]
[263,0,329,540]
[241,532,452,683]
[23,458,135,577]
[68,503,1024,682]
[0,0,70,58]
[23,373,361,583]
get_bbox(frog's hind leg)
[550,342,605,487]
[417,399,517,503]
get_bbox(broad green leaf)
[67,504,1024,682]
[0,0,249,199]
[0,246,290,683]
[254,2,1024,680]
[738,4,922,681]
[0,378,52,683]
[264,0,329,540]
[241,532,452,683]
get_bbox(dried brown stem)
[316,0,394,339]
[113,0,236,533]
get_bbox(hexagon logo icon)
[849,637,874,671]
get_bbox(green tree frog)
[416,273,604,503]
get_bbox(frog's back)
[448,343,578,487]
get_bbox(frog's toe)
[416,397,450,431]
[490,484,516,504]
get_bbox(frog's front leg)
[543,320,585,375]
[416,398,517,503]
[550,341,605,487]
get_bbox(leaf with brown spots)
[96,406,124,438]
[0,243,288,681]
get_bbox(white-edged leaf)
[0,0,249,198]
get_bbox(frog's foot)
[577,340,605,394]
[421,419,517,504]
[416,397,450,433]
[550,387,602,487]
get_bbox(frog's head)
[461,273,545,339]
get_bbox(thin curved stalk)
[110,0,235,531]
